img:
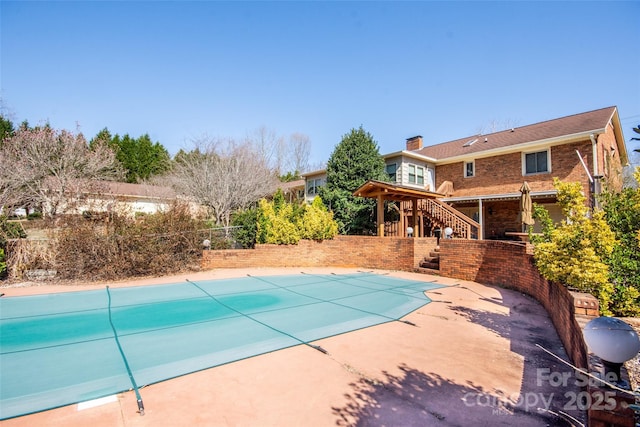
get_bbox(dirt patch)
[623,318,640,392]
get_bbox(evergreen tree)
[0,115,15,145]
[91,129,171,183]
[319,126,388,234]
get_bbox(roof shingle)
[415,106,617,160]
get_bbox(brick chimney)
[406,135,423,151]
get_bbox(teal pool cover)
[0,272,444,419]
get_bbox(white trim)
[590,133,599,178]
[301,169,327,178]
[384,149,437,163]
[442,190,558,203]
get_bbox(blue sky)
[2,1,639,168]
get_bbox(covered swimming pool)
[0,272,444,420]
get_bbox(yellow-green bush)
[256,193,337,245]
[533,179,617,314]
[298,196,338,241]
[256,198,301,245]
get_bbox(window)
[408,164,425,185]
[524,150,549,174]
[306,178,324,195]
[464,161,474,178]
[386,163,397,182]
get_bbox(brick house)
[304,106,629,239]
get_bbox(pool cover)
[0,272,443,419]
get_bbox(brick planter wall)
[201,236,439,272]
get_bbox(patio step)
[418,247,440,272]
[414,266,441,276]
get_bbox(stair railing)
[403,198,480,239]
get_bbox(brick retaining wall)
[438,238,595,370]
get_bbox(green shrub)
[231,208,258,249]
[0,216,27,244]
[0,247,6,278]
[598,166,640,316]
[27,212,42,220]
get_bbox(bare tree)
[246,127,312,177]
[0,127,122,217]
[288,132,311,175]
[247,126,287,175]
[169,137,278,226]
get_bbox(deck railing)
[394,199,480,239]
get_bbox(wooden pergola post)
[377,194,385,237]
[411,198,419,237]
[400,201,407,237]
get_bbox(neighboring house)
[48,180,205,217]
[277,179,306,203]
[80,181,178,216]
[302,171,327,203]
[305,106,629,239]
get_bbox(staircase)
[418,246,441,275]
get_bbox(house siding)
[393,157,435,191]
[598,122,625,191]
[435,139,595,200]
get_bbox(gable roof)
[414,106,620,161]
[277,179,305,192]
[100,181,176,199]
[353,180,442,202]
